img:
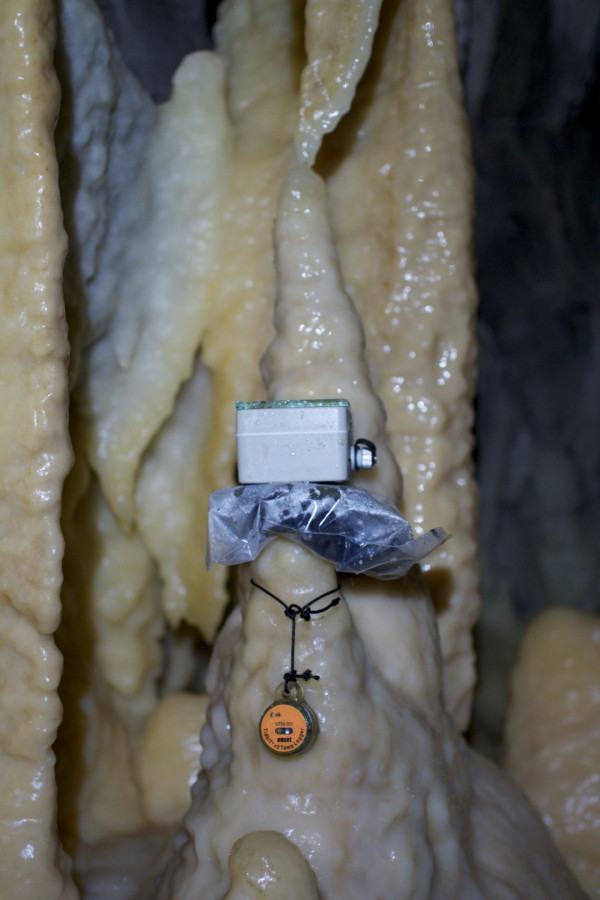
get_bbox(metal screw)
[353,439,377,470]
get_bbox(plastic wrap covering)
[207,483,449,578]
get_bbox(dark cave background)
[92,0,600,756]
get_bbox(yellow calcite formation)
[263,164,401,500]
[77,50,232,635]
[0,0,594,897]
[195,0,305,632]
[138,692,208,826]
[57,7,477,855]
[56,32,229,851]
[324,0,479,729]
[297,0,384,164]
[505,608,600,897]
[0,1,76,896]
[224,831,320,900]
[156,110,584,900]
[262,166,441,722]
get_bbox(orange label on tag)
[260,702,310,755]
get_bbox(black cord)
[250,579,340,693]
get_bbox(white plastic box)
[236,400,350,483]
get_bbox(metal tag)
[259,682,319,757]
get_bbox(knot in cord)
[285,604,303,621]
[250,579,340,690]
[283,669,320,692]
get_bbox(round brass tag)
[259,685,319,757]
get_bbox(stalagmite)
[224,831,320,900]
[154,154,585,900]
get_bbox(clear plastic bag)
[207,482,448,579]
